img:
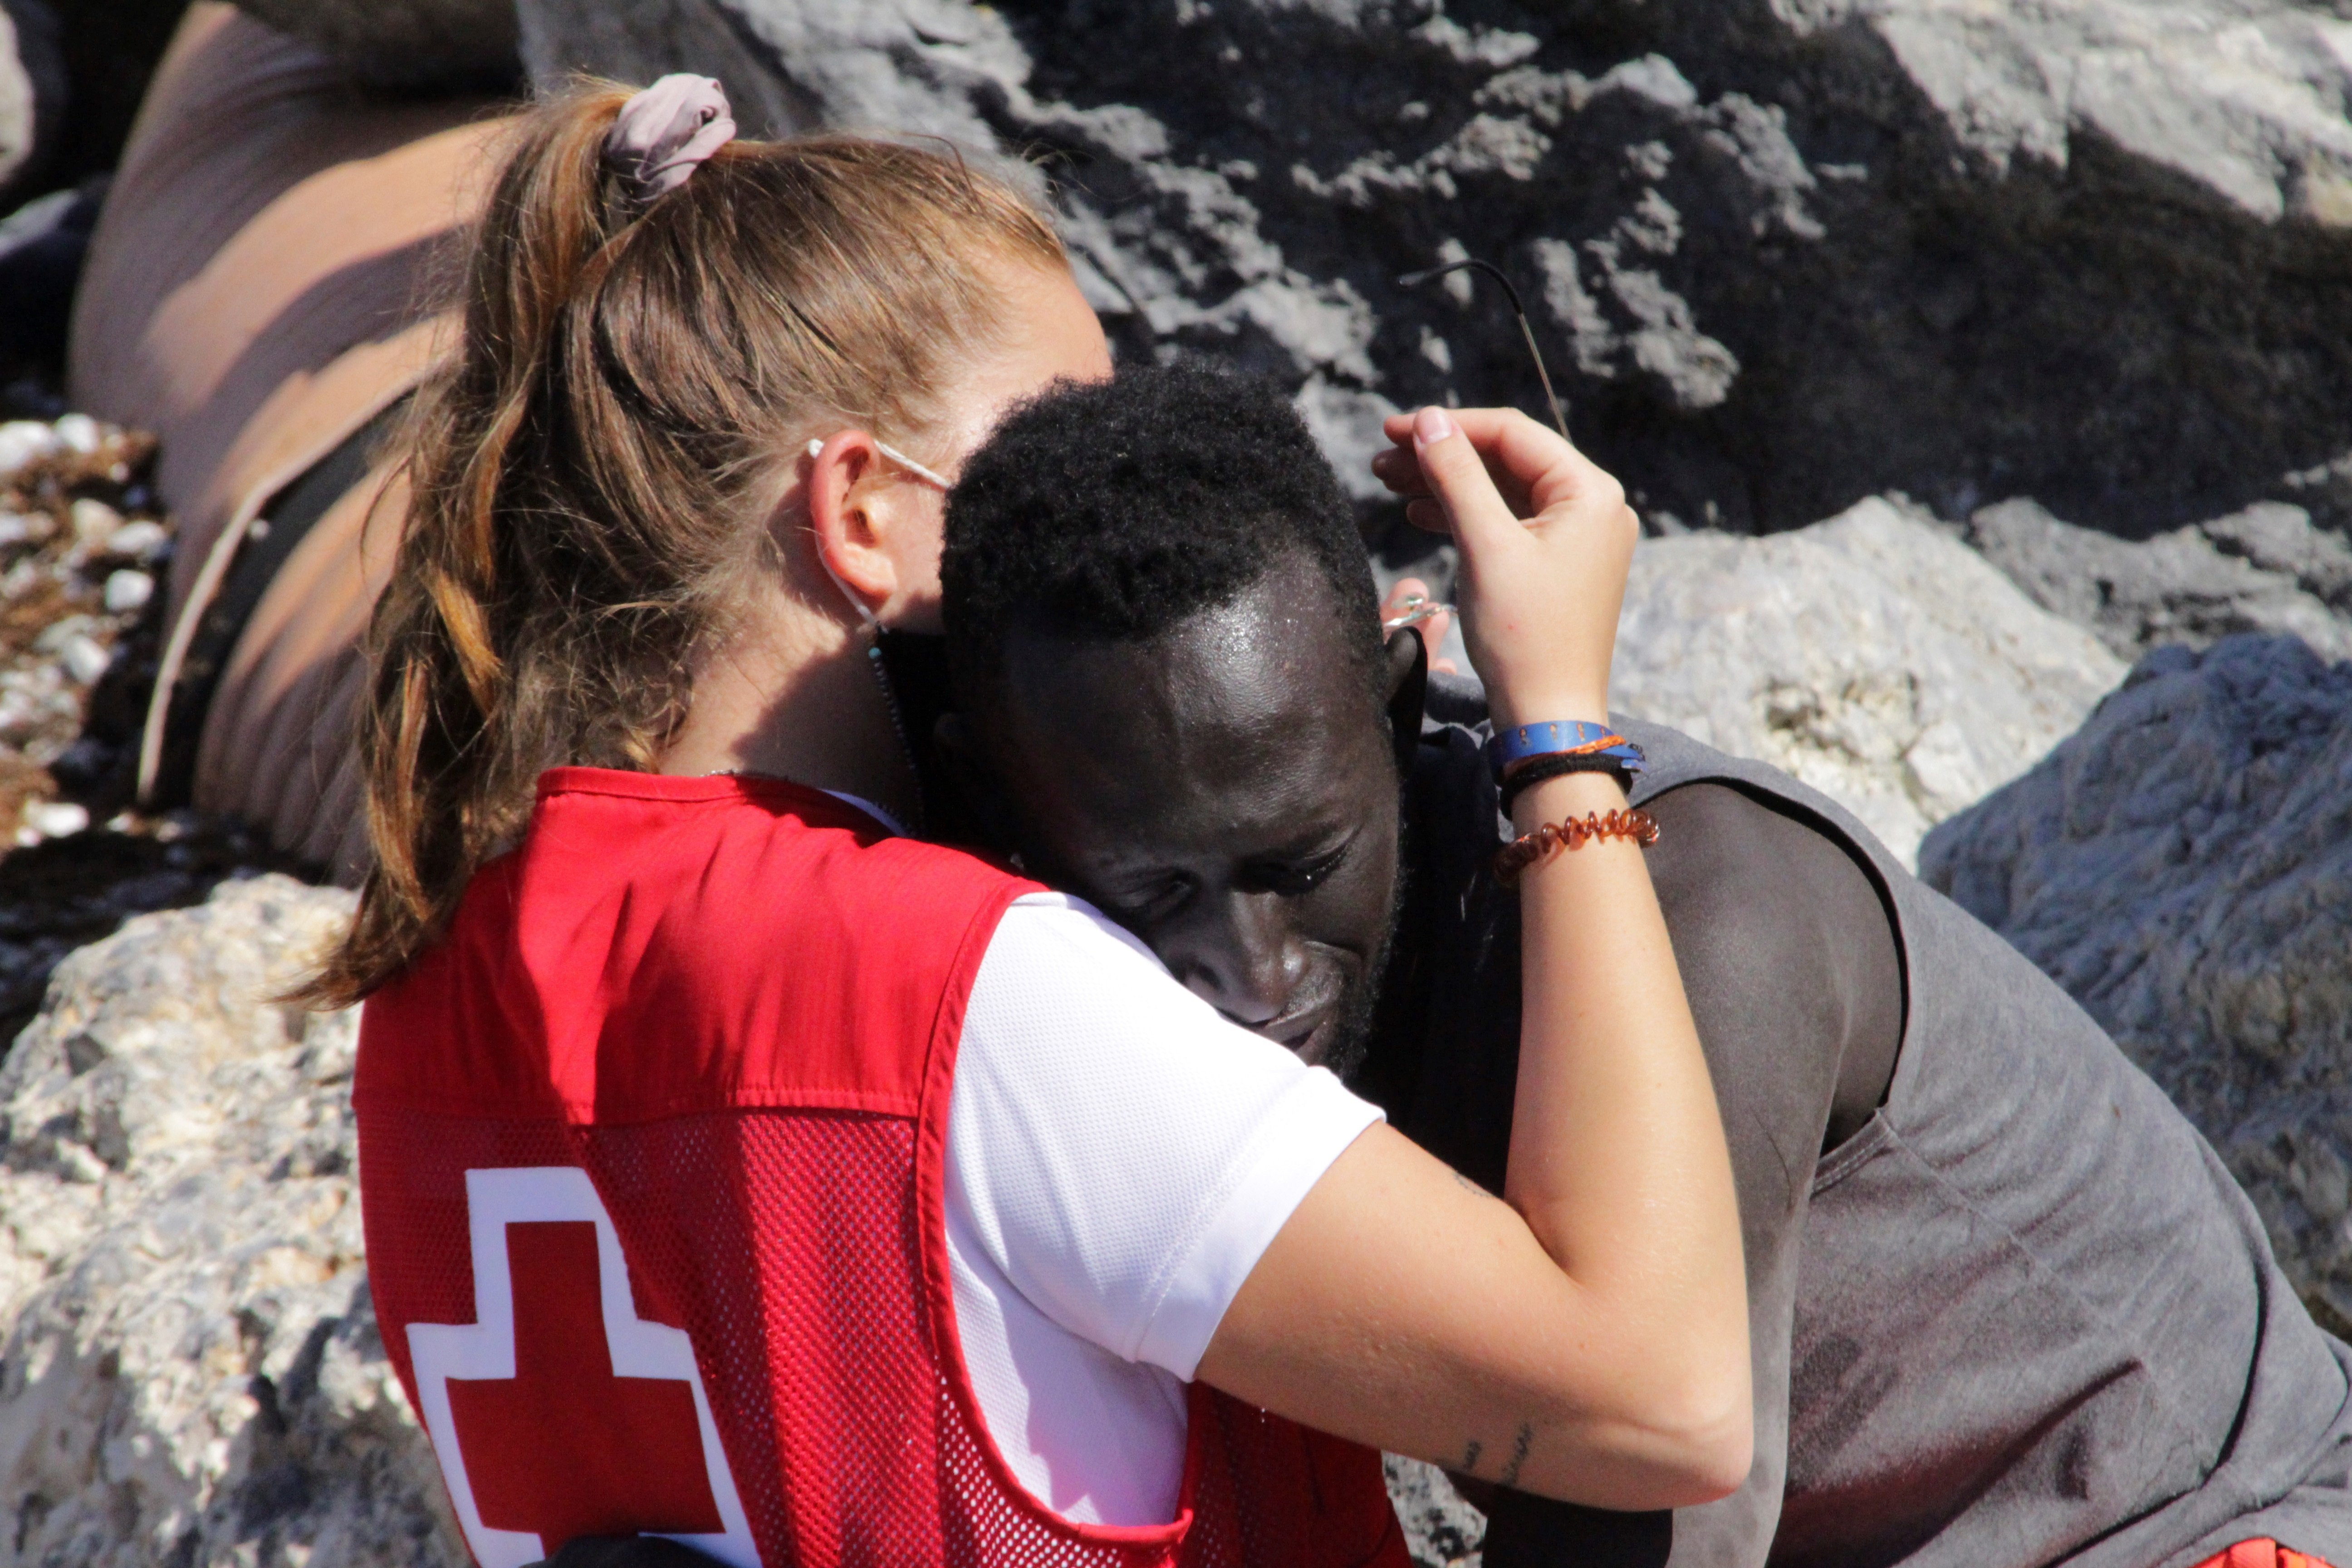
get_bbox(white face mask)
[804,436,951,630]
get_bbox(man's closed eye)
[1243,839,1354,899]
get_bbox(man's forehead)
[998,568,1369,756]
[990,566,1387,839]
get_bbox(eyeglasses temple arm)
[1396,257,1572,443]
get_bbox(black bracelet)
[1498,751,1635,816]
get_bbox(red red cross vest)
[355,769,1409,1568]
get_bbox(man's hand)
[1378,577,1459,676]
[1369,407,1638,730]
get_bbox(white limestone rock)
[0,874,461,1568]
[1385,1454,1485,1568]
[1612,497,2127,866]
[1921,635,2352,1334]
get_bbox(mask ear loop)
[804,436,950,630]
[803,436,948,833]
[871,440,951,490]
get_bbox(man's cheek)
[1324,867,1397,958]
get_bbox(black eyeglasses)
[1380,256,1572,636]
[1395,257,1570,442]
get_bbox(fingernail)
[1413,405,1456,449]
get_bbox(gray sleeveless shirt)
[1376,706,2352,1567]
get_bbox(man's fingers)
[1371,446,1433,501]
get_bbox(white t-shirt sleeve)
[947,891,1383,1381]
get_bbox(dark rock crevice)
[980,0,2352,538]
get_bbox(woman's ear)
[802,433,929,624]
[931,711,1023,859]
[1384,627,1429,779]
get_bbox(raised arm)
[1194,407,1752,1510]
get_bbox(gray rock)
[233,0,519,93]
[0,875,463,1568]
[518,0,2352,539]
[1968,497,2352,662]
[1921,636,2352,1334]
[1384,1454,1485,1568]
[1612,495,2126,867]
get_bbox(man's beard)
[1316,818,1410,1084]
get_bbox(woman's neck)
[659,605,921,826]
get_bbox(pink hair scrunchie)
[604,74,738,210]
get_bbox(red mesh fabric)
[1184,1390,1409,1568]
[361,1102,1406,1568]
[353,774,1404,1568]
[2192,1544,2338,1568]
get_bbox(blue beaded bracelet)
[1485,719,1647,785]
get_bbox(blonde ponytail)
[302,83,1064,1006]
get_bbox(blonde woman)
[327,78,1747,1568]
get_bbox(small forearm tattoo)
[1498,1422,1535,1487]
[1451,1168,1494,1199]
[1460,1438,1483,1472]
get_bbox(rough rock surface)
[231,0,519,93]
[1921,635,2352,1336]
[1386,1455,1486,1568]
[1968,496,2352,662]
[517,0,2352,540]
[1612,495,2126,866]
[0,876,461,1568]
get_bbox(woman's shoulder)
[529,766,1030,904]
[356,769,1040,1119]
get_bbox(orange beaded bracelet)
[1493,807,1661,885]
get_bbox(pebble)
[0,421,59,478]
[61,635,111,686]
[103,519,169,561]
[0,691,37,742]
[69,498,122,548]
[51,413,102,456]
[34,615,93,653]
[0,513,28,549]
[103,571,154,614]
[23,801,89,839]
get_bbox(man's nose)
[1168,893,1308,1028]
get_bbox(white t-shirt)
[944,892,1383,1528]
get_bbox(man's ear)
[1383,628,1428,779]
[931,711,1022,858]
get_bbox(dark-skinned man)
[533,364,2349,1568]
[917,363,2352,1568]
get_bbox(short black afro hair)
[941,360,1382,701]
